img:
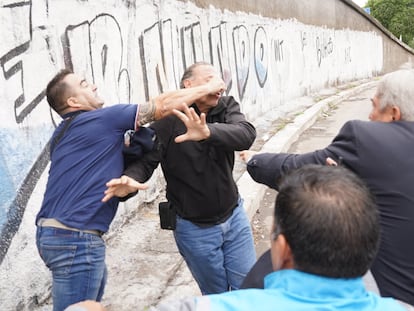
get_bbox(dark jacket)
[246,120,414,305]
[125,96,256,224]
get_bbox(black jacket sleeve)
[123,133,162,183]
[208,96,256,151]
[246,121,359,190]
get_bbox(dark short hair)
[46,69,73,114]
[274,164,379,278]
[179,61,212,89]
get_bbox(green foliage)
[365,0,414,49]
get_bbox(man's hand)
[173,105,210,143]
[150,75,227,122]
[326,157,338,166]
[102,175,148,202]
[240,150,258,163]
[205,75,227,95]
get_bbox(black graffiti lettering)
[345,46,351,63]
[209,22,233,94]
[141,20,179,100]
[274,39,284,62]
[181,22,204,71]
[233,25,250,100]
[316,34,334,67]
[301,31,307,50]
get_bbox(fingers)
[174,133,188,143]
[240,151,247,162]
[172,106,201,124]
[105,177,126,187]
[102,176,148,202]
[208,76,227,94]
[240,150,256,163]
[101,192,114,203]
[326,157,338,166]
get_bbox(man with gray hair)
[104,62,257,295]
[241,68,414,305]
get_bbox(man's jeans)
[173,198,256,294]
[36,227,107,311]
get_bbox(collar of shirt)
[264,269,366,299]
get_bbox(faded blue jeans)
[36,227,107,311]
[173,198,256,294]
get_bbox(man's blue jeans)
[36,227,107,311]
[173,198,256,294]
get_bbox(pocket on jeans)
[39,243,77,276]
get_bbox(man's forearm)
[137,86,211,126]
[152,83,211,120]
[137,99,157,126]
[137,76,225,126]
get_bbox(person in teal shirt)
[151,164,407,311]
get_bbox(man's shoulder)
[101,103,138,112]
[342,120,414,136]
[219,95,238,106]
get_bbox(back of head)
[376,66,414,121]
[46,69,73,115]
[274,164,379,278]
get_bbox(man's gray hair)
[375,64,414,121]
[179,62,212,89]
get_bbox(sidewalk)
[100,78,379,310]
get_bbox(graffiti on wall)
[0,0,383,264]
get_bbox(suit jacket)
[246,120,414,305]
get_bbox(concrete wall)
[0,0,412,309]
[196,0,414,72]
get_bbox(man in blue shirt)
[36,69,226,311]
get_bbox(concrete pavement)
[98,78,379,311]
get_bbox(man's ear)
[183,79,191,89]
[67,96,82,109]
[392,105,401,121]
[271,233,294,271]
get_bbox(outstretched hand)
[240,150,258,163]
[102,175,148,202]
[326,157,338,166]
[173,104,211,143]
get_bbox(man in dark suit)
[240,68,414,306]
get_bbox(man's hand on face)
[206,75,227,95]
[102,175,148,202]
